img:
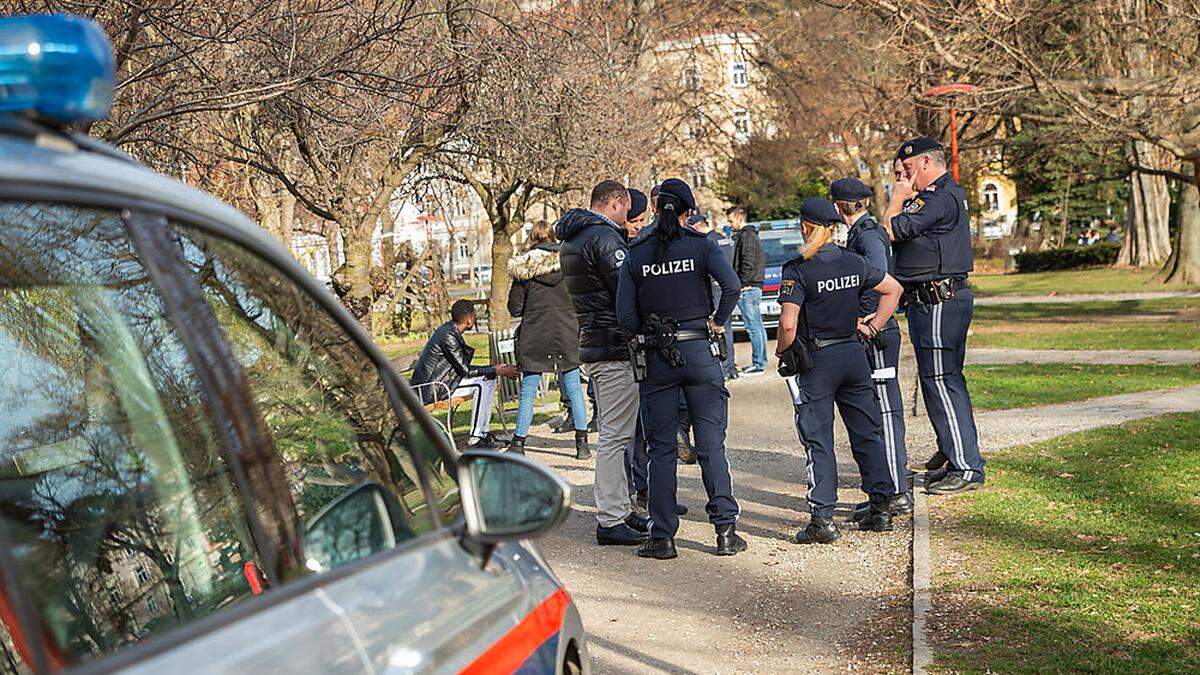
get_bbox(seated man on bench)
[411,299,519,449]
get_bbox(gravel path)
[974,291,1200,306]
[968,348,1200,365]
[530,340,1200,674]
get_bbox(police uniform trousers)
[786,340,895,519]
[904,285,985,482]
[626,416,648,497]
[640,340,738,539]
[865,324,909,495]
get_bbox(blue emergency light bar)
[0,14,114,125]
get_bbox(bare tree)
[853,0,1200,283]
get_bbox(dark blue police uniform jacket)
[615,225,741,539]
[846,213,898,330]
[889,172,973,284]
[778,244,896,516]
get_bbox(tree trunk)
[1059,172,1072,246]
[1159,162,1200,285]
[489,219,515,329]
[1118,141,1172,266]
[338,223,377,326]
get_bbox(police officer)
[616,178,745,559]
[776,197,904,543]
[830,178,913,520]
[883,136,984,494]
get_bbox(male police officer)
[831,178,913,519]
[882,137,984,494]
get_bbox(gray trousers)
[584,360,637,527]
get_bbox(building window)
[730,61,748,88]
[689,162,709,189]
[982,183,1000,211]
[146,594,159,615]
[134,564,151,585]
[686,111,706,140]
[732,110,751,141]
[682,64,702,92]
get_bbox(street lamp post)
[922,84,978,183]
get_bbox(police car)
[0,14,588,674]
[730,220,805,334]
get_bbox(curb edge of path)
[912,483,932,674]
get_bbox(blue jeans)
[515,369,588,437]
[738,286,767,369]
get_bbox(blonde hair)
[801,223,834,259]
[835,198,869,217]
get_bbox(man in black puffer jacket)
[411,300,519,448]
[556,180,648,547]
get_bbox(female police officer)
[830,178,913,521]
[616,178,745,559]
[775,197,904,544]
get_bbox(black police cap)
[830,178,873,202]
[657,178,697,211]
[897,135,943,161]
[627,188,648,220]
[800,197,841,227]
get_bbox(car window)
[762,233,806,266]
[0,202,264,666]
[171,226,461,571]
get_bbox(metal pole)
[950,106,960,182]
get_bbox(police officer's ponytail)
[655,192,687,247]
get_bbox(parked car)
[730,224,806,334]
[0,14,588,675]
[475,264,493,284]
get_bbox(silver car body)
[0,132,589,675]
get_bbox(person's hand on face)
[891,176,916,205]
[495,364,520,379]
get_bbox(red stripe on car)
[460,587,571,675]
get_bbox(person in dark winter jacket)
[507,221,590,459]
[730,207,768,374]
[411,300,519,448]
[556,179,648,547]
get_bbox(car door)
[0,201,363,673]
[163,221,537,673]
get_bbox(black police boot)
[925,466,951,485]
[926,474,983,495]
[625,512,650,533]
[636,537,678,559]
[506,435,526,455]
[858,502,894,532]
[795,516,840,544]
[714,524,748,556]
[924,450,948,471]
[676,429,697,464]
[851,492,914,522]
[596,523,649,546]
[676,503,689,516]
[574,430,591,461]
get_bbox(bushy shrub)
[1013,243,1120,273]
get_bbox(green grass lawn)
[965,363,1200,411]
[968,296,1200,350]
[930,413,1200,673]
[380,331,491,368]
[971,267,1198,297]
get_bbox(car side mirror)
[302,482,400,573]
[457,451,571,544]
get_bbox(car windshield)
[761,232,806,266]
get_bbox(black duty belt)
[675,329,710,342]
[904,277,969,306]
[811,336,857,351]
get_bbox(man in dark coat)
[556,179,648,546]
[730,206,768,374]
[411,300,518,448]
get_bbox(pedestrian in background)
[695,212,739,381]
[507,220,590,459]
[557,179,649,546]
[730,207,768,375]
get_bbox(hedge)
[1014,243,1120,273]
